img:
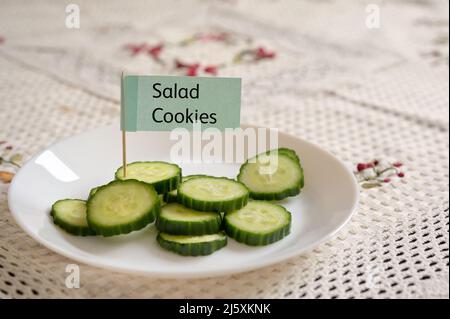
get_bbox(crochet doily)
[0,0,448,298]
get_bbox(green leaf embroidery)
[10,153,22,164]
[361,182,382,189]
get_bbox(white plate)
[8,125,358,278]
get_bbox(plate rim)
[8,124,359,278]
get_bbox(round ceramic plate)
[8,125,358,278]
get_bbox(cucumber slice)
[224,200,291,245]
[87,179,160,236]
[89,185,164,205]
[163,174,206,203]
[51,199,95,236]
[163,189,178,204]
[88,186,99,199]
[237,148,304,200]
[177,176,249,212]
[157,232,227,256]
[275,148,304,189]
[156,203,221,235]
[115,161,181,194]
[158,194,166,206]
[276,147,300,163]
[92,184,165,204]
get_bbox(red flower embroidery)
[124,43,147,56]
[357,163,367,172]
[186,65,200,76]
[175,59,191,69]
[124,42,164,62]
[234,46,277,63]
[355,160,406,189]
[173,60,203,76]
[199,32,228,42]
[0,36,4,44]
[204,65,219,76]
[148,43,164,59]
[256,47,276,59]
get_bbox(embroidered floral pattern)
[148,43,164,61]
[0,141,22,184]
[123,32,276,76]
[174,59,222,76]
[355,160,406,189]
[124,42,165,63]
[233,46,276,63]
[179,32,232,46]
[415,18,449,66]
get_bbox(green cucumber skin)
[86,180,160,237]
[163,191,178,203]
[178,194,248,213]
[88,186,100,199]
[50,199,96,236]
[156,233,227,256]
[276,148,300,163]
[275,148,305,189]
[237,148,304,200]
[177,177,249,212]
[246,187,300,201]
[156,213,222,236]
[299,166,305,189]
[114,161,182,194]
[224,211,292,246]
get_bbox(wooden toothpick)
[121,71,127,178]
[122,130,127,177]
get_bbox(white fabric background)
[0,0,448,298]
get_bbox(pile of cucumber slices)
[51,148,304,256]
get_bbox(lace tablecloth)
[0,0,448,299]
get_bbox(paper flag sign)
[121,75,241,131]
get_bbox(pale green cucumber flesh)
[87,179,159,236]
[224,201,291,245]
[163,174,206,203]
[177,176,249,212]
[51,199,95,236]
[115,161,181,194]
[238,150,303,200]
[90,185,164,203]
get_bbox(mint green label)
[121,75,241,131]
